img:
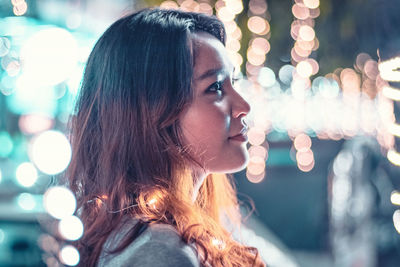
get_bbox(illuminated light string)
[393,210,400,234]
[378,56,400,82]
[244,0,271,184]
[382,86,400,101]
[387,149,400,166]
[388,122,400,137]
[391,191,400,206]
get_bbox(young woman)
[67,8,265,267]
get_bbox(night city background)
[0,0,400,266]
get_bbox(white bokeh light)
[43,186,76,219]
[15,162,38,187]
[20,27,78,86]
[59,245,80,266]
[30,130,72,175]
[58,215,84,241]
[17,193,36,211]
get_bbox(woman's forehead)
[191,32,233,79]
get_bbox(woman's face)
[179,32,251,174]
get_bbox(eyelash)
[207,77,239,94]
[207,81,224,94]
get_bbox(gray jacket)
[98,219,200,267]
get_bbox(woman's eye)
[207,81,224,94]
[232,77,240,86]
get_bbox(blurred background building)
[0,0,400,266]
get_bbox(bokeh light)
[29,130,72,175]
[303,0,320,9]
[294,133,312,151]
[59,245,80,266]
[17,192,36,210]
[393,210,400,234]
[387,149,400,166]
[18,114,54,135]
[43,186,76,220]
[378,57,400,82]
[298,25,315,42]
[296,60,313,78]
[20,27,78,86]
[248,16,269,35]
[15,162,38,187]
[258,67,276,87]
[248,127,266,146]
[391,191,400,206]
[292,4,310,20]
[58,215,84,241]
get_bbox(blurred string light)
[243,0,271,183]
[287,0,320,172]
[29,130,72,175]
[11,0,28,16]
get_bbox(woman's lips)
[228,133,248,142]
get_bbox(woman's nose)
[231,89,251,119]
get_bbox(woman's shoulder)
[98,219,200,267]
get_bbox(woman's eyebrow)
[194,68,225,82]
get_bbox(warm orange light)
[294,43,312,57]
[294,133,312,151]
[248,16,269,35]
[296,60,313,78]
[160,1,179,9]
[298,25,315,41]
[226,38,241,52]
[303,0,320,9]
[247,48,265,66]
[246,170,265,183]
[19,114,54,135]
[251,37,271,54]
[13,1,27,16]
[341,68,361,93]
[226,0,243,15]
[228,51,243,67]
[198,3,213,15]
[291,48,307,63]
[217,6,235,22]
[298,159,315,172]
[248,127,266,146]
[309,8,320,18]
[180,0,200,12]
[247,162,265,177]
[355,53,371,71]
[364,60,379,80]
[248,145,268,160]
[249,0,267,15]
[307,58,319,75]
[292,4,310,20]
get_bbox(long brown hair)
[66,8,264,267]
